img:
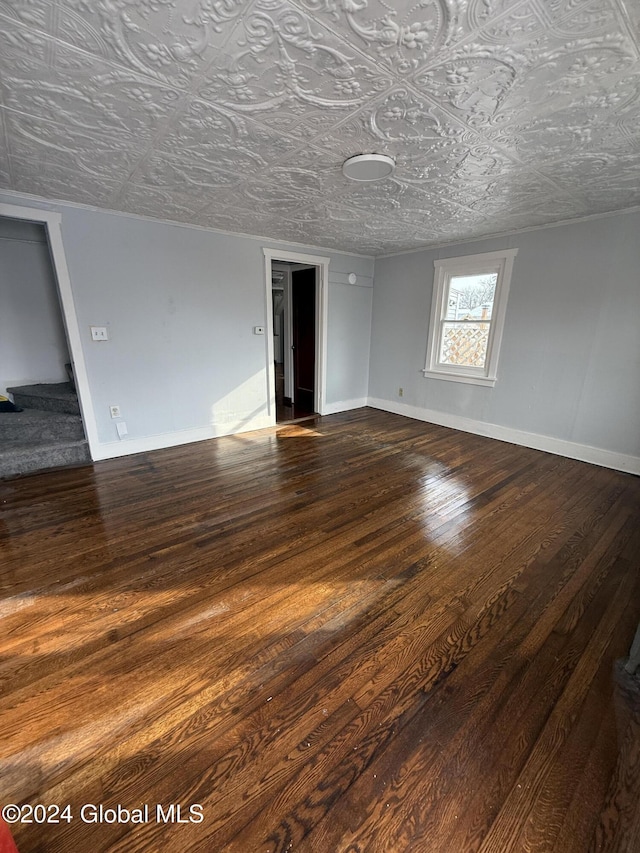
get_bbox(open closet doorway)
[263,249,330,425]
[0,203,98,470]
[272,261,315,422]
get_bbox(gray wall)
[4,188,635,467]
[369,211,640,460]
[0,192,373,451]
[0,217,70,393]
[327,274,372,406]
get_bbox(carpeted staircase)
[0,383,91,478]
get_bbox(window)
[423,248,517,387]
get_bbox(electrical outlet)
[253,326,265,335]
[116,421,128,438]
[90,326,109,341]
[109,405,121,419]
[398,387,404,397]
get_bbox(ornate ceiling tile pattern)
[0,0,638,254]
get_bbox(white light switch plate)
[116,421,128,438]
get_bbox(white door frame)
[262,248,330,422]
[0,202,99,459]
[271,263,293,401]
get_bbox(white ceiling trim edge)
[376,204,640,259]
[0,188,376,260]
[3,188,639,263]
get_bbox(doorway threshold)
[276,414,319,426]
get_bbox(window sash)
[424,249,517,386]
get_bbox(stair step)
[0,439,91,478]
[0,409,85,442]
[7,382,80,415]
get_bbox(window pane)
[445,273,497,321]
[439,321,490,368]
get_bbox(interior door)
[292,267,316,414]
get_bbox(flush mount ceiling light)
[342,153,395,182]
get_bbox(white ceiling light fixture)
[342,153,395,182]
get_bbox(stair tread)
[0,438,91,477]
[0,438,88,452]
[7,382,77,401]
[0,409,81,423]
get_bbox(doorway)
[271,262,316,422]
[291,266,316,418]
[263,249,330,426]
[0,217,71,390]
[0,202,97,460]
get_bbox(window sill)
[421,369,497,387]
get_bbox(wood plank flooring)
[1,408,639,853]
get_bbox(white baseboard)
[367,397,640,475]
[322,397,368,415]
[91,400,370,462]
[92,415,273,461]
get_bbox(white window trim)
[423,248,518,387]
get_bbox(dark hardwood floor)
[275,362,314,423]
[1,408,639,853]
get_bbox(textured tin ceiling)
[0,0,638,255]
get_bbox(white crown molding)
[376,205,640,259]
[7,184,637,263]
[367,398,640,475]
[0,189,375,260]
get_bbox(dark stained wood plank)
[1,408,639,853]
[239,507,636,853]
[588,664,640,853]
